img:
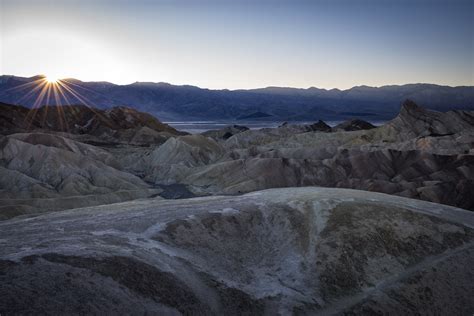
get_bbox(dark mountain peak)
[237,111,272,120]
[352,85,374,90]
[333,119,376,131]
[398,100,444,124]
[129,81,203,90]
[61,78,85,85]
[32,75,47,80]
[0,75,44,84]
[130,81,171,87]
[400,99,424,114]
[309,120,331,132]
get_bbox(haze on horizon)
[1,0,473,90]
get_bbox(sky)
[0,0,473,89]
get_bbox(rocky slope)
[140,100,474,210]
[0,102,184,144]
[0,103,190,218]
[201,124,249,140]
[1,188,473,314]
[0,100,473,219]
[0,132,160,220]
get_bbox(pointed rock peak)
[309,120,331,132]
[392,99,474,136]
[398,99,430,122]
[401,99,423,113]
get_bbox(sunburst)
[11,75,109,132]
[45,75,60,84]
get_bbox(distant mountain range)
[1,75,473,121]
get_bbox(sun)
[45,75,60,84]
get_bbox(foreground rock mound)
[0,188,473,314]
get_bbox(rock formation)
[1,99,473,219]
[202,124,249,140]
[144,100,474,210]
[0,102,184,144]
[309,120,332,132]
[1,188,473,314]
[332,119,376,131]
[0,132,160,220]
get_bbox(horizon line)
[1,73,473,92]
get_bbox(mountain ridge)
[2,74,471,90]
[1,75,473,121]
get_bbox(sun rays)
[5,75,108,132]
